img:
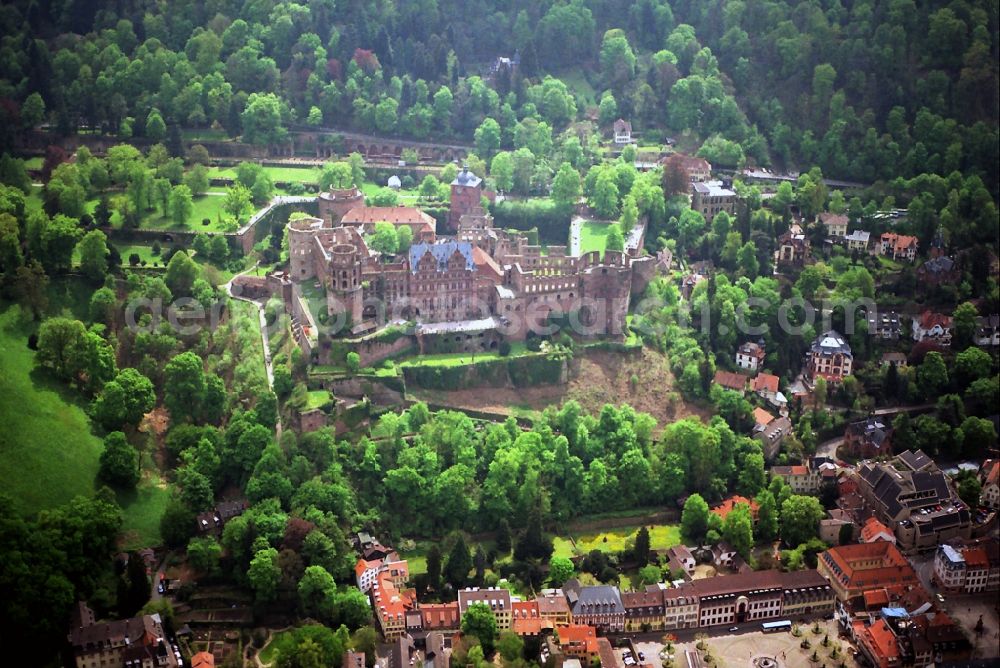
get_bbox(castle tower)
[327,243,363,327]
[318,186,364,225]
[448,167,483,231]
[287,216,325,281]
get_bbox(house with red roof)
[736,341,765,371]
[554,623,600,661]
[911,310,952,347]
[713,370,747,393]
[879,233,918,262]
[711,495,760,523]
[854,619,901,668]
[860,517,895,544]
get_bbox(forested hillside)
[0,0,996,191]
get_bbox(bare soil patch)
[409,347,710,430]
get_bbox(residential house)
[819,212,849,238]
[663,154,712,182]
[622,588,666,632]
[713,370,747,393]
[423,633,450,668]
[562,580,625,632]
[535,590,573,625]
[751,372,785,412]
[736,341,765,372]
[662,588,700,629]
[806,330,853,383]
[691,181,736,223]
[777,224,810,267]
[554,624,600,662]
[843,417,893,459]
[355,554,408,594]
[880,233,919,262]
[860,517,895,544]
[976,315,1000,347]
[711,496,760,523]
[880,352,907,369]
[419,602,460,632]
[68,602,179,668]
[752,407,776,433]
[372,569,418,640]
[756,417,792,461]
[844,230,871,252]
[979,460,999,509]
[917,256,960,287]
[817,542,920,601]
[613,119,633,145]
[512,600,546,638]
[912,612,972,663]
[867,310,902,341]
[855,452,972,551]
[711,542,738,568]
[854,619,901,668]
[933,538,1000,594]
[770,464,821,495]
[458,587,513,631]
[911,310,952,347]
[665,545,696,577]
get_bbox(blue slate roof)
[409,241,475,274]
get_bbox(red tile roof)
[857,619,900,665]
[753,407,775,426]
[712,495,760,520]
[556,624,599,655]
[752,373,780,394]
[714,370,747,391]
[860,517,893,543]
[863,588,890,609]
[192,652,215,668]
[420,602,460,630]
[963,547,989,569]
[917,310,952,330]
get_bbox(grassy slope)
[0,304,103,511]
[552,523,682,559]
[0,282,170,548]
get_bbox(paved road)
[149,550,173,602]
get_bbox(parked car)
[729,626,739,632]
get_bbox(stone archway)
[736,596,749,623]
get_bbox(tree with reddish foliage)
[907,339,946,366]
[42,145,67,181]
[282,517,317,552]
[661,154,690,196]
[326,59,343,81]
[353,48,381,75]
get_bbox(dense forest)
[0,0,997,191]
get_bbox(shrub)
[152,241,161,255]
[202,218,210,226]
[498,340,511,356]
[129,253,140,266]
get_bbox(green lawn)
[24,156,44,170]
[305,390,331,410]
[577,221,618,254]
[208,166,320,184]
[396,343,528,368]
[115,244,168,267]
[557,70,598,107]
[126,193,232,232]
[0,293,172,549]
[0,303,104,512]
[553,524,682,559]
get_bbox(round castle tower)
[318,186,364,225]
[287,216,324,281]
